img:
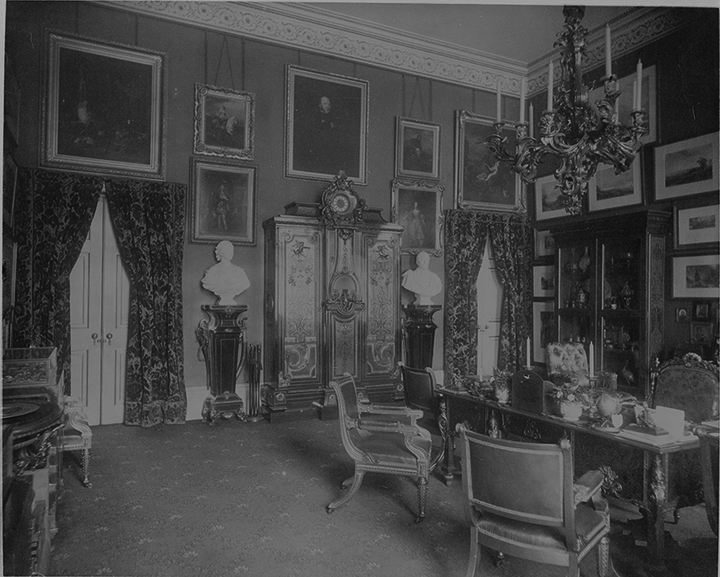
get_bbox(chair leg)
[465,526,480,577]
[326,470,365,514]
[569,554,579,577]
[81,448,91,488]
[415,476,428,523]
[597,535,610,577]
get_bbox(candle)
[547,61,554,111]
[605,24,612,77]
[635,59,643,110]
[526,336,531,368]
[589,341,595,377]
[519,77,526,123]
[529,103,534,138]
[496,81,502,122]
[632,80,638,113]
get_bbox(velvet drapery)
[12,168,187,426]
[443,209,533,389]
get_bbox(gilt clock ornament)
[320,171,365,227]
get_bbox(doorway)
[69,196,130,425]
[476,242,502,378]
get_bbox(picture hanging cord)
[408,76,425,119]
[401,74,406,117]
[204,31,208,85]
[213,35,236,90]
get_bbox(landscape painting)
[655,132,718,200]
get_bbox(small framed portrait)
[391,177,444,256]
[672,254,720,299]
[454,110,520,212]
[533,265,556,298]
[534,174,568,221]
[395,117,440,180]
[692,301,712,322]
[190,158,256,245]
[41,32,164,179]
[286,65,368,184]
[193,84,255,160]
[534,229,556,259]
[690,322,713,344]
[655,131,719,201]
[675,201,720,249]
[588,157,642,213]
[675,307,689,323]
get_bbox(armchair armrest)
[360,405,423,427]
[573,469,604,506]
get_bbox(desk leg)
[436,396,457,484]
[645,453,668,566]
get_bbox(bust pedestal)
[403,304,441,369]
[196,305,248,424]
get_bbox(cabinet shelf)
[601,309,643,319]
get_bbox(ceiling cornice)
[96,2,686,98]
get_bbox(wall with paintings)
[528,9,719,364]
[3,1,525,407]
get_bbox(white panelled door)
[477,242,503,378]
[70,197,129,425]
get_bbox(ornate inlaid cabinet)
[263,176,403,419]
[550,210,671,398]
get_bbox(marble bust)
[401,251,442,306]
[201,240,250,305]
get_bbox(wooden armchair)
[399,363,446,473]
[326,374,433,523]
[458,425,611,577]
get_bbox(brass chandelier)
[487,5,647,214]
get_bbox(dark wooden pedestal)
[403,304,441,369]
[196,305,248,425]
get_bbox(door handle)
[106,332,113,344]
[91,332,106,345]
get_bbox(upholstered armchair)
[458,424,612,577]
[546,342,590,387]
[326,374,433,523]
[399,363,446,473]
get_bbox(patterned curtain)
[443,209,533,389]
[13,169,102,394]
[488,214,533,371]
[105,178,187,427]
[443,210,489,389]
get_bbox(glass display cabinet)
[551,210,671,398]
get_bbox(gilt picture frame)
[42,32,164,179]
[391,178,444,256]
[675,201,720,249]
[455,110,520,212]
[534,174,568,221]
[193,84,255,160]
[190,158,256,245]
[534,229,556,259]
[395,117,440,180]
[286,65,368,184]
[588,157,642,213]
[654,132,719,201]
[533,265,556,298]
[672,254,720,299]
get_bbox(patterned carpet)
[51,418,717,577]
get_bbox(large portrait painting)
[455,110,519,212]
[193,84,254,160]
[42,33,164,179]
[286,65,368,184]
[391,178,444,256]
[190,158,256,245]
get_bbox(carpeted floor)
[50,418,717,577]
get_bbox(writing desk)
[436,387,701,568]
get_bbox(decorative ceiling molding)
[97,2,685,99]
[527,6,684,96]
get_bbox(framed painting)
[654,132,719,201]
[675,201,720,249]
[42,32,164,179]
[286,65,368,184]
[588,157,642,212]
[675,306,690,323]
[533,265,556,298]
[391,178,444,256]
[692,300,712,322]
[534,229,556,259]
[534,174,568,221]
[455,110,520,212]
[190,158,256,245]
[193,84,255,160]
[532,301,556,364]
[672,254,720,299]
[590,65,656,144]
[690,322,713,344]
[395,117,440,180]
